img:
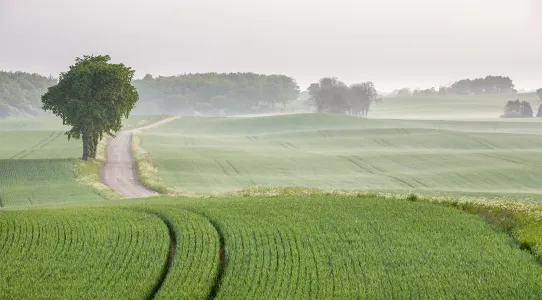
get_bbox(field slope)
[0,208,169,299]
[0,116,166,207]
[1,195,541,298]
[370,93,540,120]
[138,114,542,196]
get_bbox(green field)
[0,208,169,299]
[1,196,541,299]
[138,114,542,197]
[0,115,164,159]
[371,93,541,120]
[2,103,542,299]
[0,115,163,207]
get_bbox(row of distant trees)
[133,73,300,116]
[501,91,542,118]
[393,76,517,97]
[0,71,301,118]
[0,71,57,118]
[307,78,379,117]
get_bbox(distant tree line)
[0,71,301,118]
[0,71,57,118]
[307,78,379,117]
[393,75,517,97]
[132,73,300,115]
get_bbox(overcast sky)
[1,0,541,91]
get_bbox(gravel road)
[100,117,178,198]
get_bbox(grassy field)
[371,93,540,120]
[0,115,164,207]
[0,115,164,159]
[1,195,541,299]
[3,101,542,299]
[0,208,169,299]
[137,114,542,197]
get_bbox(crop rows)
[177,196,542,299]
[0,208,169,299]
[141,206,221,299]
[1,196,542,298]
[0,159,104,207]
[139,114,542,196]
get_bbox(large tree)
[308,78,350,114]
[502,99,533,118]
[308,78,378,117]
[41,55,138,160]
[349,82,378,117]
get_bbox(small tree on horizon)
[42,55,139,160]
[502,99,533,118]
[536,88,542,117]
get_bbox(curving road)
[100,117,178,198]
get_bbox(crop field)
[2,103,542,299]
[0,115,163,159]
[138,114,542,196]
[147,207,220,299]
[371,92,541,120]
[0,159,104,207]
[1,196,541,299]
[0,115,164,207]
[0,208,169,299]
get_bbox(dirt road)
[100,117,178,198]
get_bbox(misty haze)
[1,1,542,299]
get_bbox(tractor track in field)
[141,211,177,300]
[140,207,227,300]
[100,117,178,198]
[9,131,59,159]
[206,217,226,300]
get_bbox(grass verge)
[72,158,119,200]
[441,201,542,261]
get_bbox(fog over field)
[1,0,541,91]
[3,1,542,299]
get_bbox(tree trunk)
[89,135,95,159]
[82,132,90,161]
[89,132,99,159]
[93,133,99,158]
[89,133,95,159]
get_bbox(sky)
[1,0,541,92]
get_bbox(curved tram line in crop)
[2,197,542,299]
[0,209,170,299]
[136,207,222,299]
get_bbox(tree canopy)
[392,75,517,97]
[132,73,300,115]
[501,99,533,118]
[307,77,378,117]
[41,55,138,160]
[450,76,516,94]
[0,71,57,119]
